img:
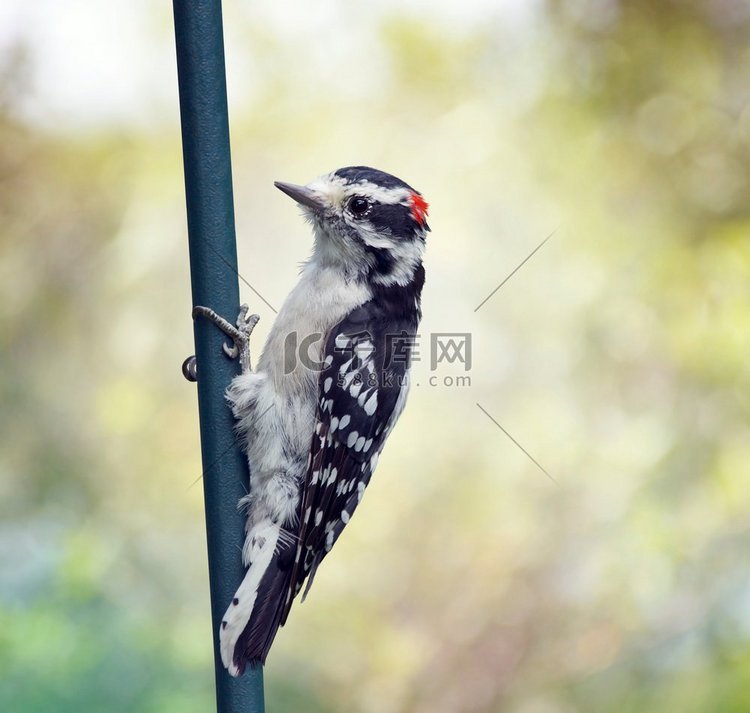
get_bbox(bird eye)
[348,196,370,217]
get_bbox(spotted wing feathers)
[280,304,415,623]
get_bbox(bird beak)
[274,181,326,212]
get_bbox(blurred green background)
[2,1,750,711]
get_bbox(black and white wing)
[280,299,418,623]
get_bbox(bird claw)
[223,342,239,360]
[236,304,260,337]
[191,304,260,374]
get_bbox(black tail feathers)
[231,532,296,673]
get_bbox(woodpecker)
[193,166,428,675]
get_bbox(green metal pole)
[173,2,264,711]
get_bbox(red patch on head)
[409,192,429,226]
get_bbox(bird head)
[275,166,429,286]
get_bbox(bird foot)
[191,304,260,374]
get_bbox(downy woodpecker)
[193,166,428,675]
